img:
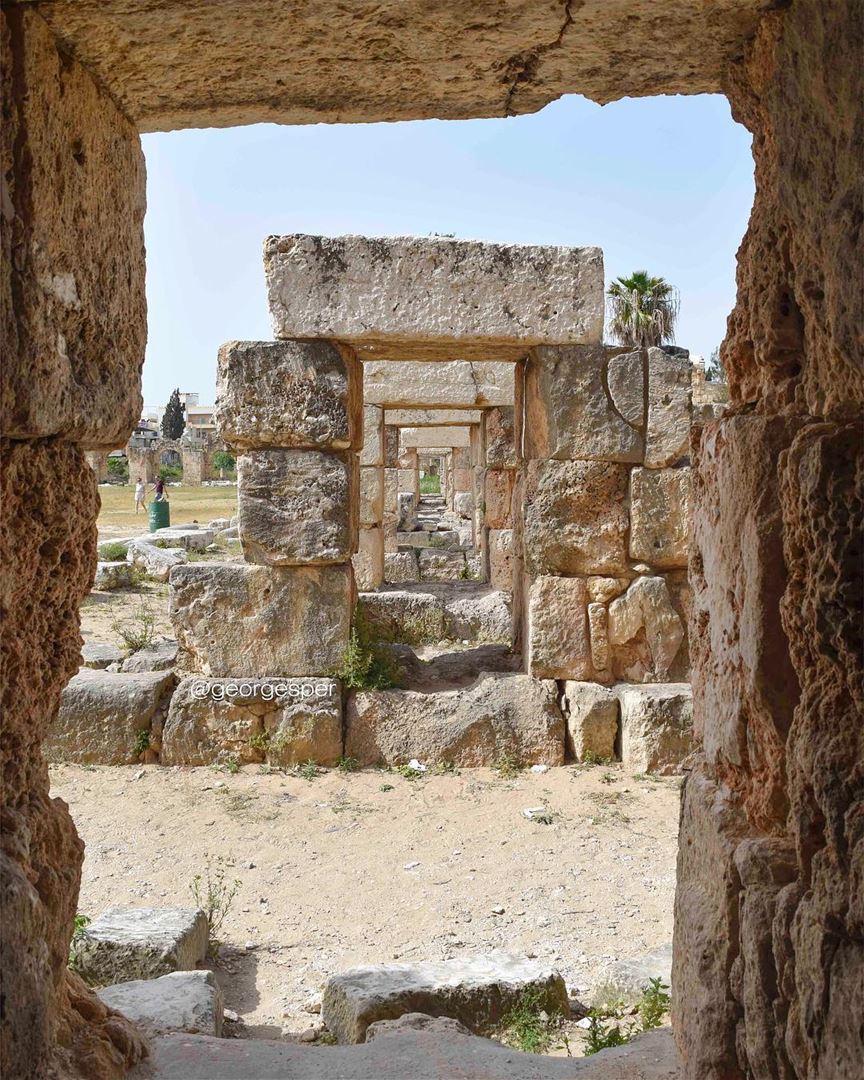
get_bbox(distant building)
[143,393,217,436]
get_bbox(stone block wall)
[518,345,691,686]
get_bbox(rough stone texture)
[169,562,353,677]
[149,526,216,552]
[359,405,384,467]
[383,552,419,584]
[527,577,592,681]
[120,641,179,673]
[345,673,565,767]
[98,971,223,1037]
[322,955,568,1043]
[386,409,482,427]
[237,450,355,565]
[93,560,136,590]
[358,467,383,528]
[44,669,175,765]
[70,908,208,987]
[561,682,618,762]
[400,426,471,449]
[488,529,514,591]
[161,677,342,767]
[128,539,187,582]
[364,361,514,409]
[645,349,692,468]
[215,339,361,451]
[593,944,673,1008]
[353,527,385,591]
[31,0,768,131]
[587,602,610,673]
[484,469,515,529]
[616,684,693,775]
[524,345,643,462]
[266,234,603,358]
[1,5,146,447]
[607,349,647,427]
[357,590,446,646]
[81,643,126,669]
[454,491,474,518]
[629,468,690,569]
[133,1025,682,1079]
[522,460,629,576]
[442,591,512,645]
[608,577,685,681]
[418,549,466,583]
[397,492,417,533]
[484,406,517,469]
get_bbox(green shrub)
[498,987,565,1054]
[111,600,157,654]
[583,1011,629,1055]
[190,856,241,955]
[292,760,320,781]
[68,913,91,972]
[107,457,128,481]
[419,474,441,495]
[494,750,523,779]
[638,978,671,1031]
[337,755,360,772]
[332,611,400,690]
[133,730,151,757]
[159,463,183,481]
[99,541,129,562]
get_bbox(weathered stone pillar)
[397,443,419,502]
[84,450,110,483]
[0,8,149,1076]
[180,445,212,485]
[518,344,690,687]
[354,404,384,589]
[126,444,158,482]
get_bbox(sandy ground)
[51,763,680,1049]
[96,483,238,537]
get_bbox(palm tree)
[607,271,680,348]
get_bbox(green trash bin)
[148,499,170,532]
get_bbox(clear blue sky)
[142,93,753,408]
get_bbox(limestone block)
[356,591,446,646]
[398,468,419,499]
[383,425,400,467]
[97,970,223,1037]
[44,669,175,765]
[386,409,482,427]
[397,492,417,532]
[359,466,384,527]
[418,548,466,582]
[81,643,125,670]
[400,426,471,449]
[161,676,342,766]
[645,348,691,467]
[527,576,592,681]
[360,405,384,466]
[443,591,512,645]
[0,6,146,445]
[345,673,565,767]
[353,528,384,591]
[562,682,619,762]
[322,954,568,1043]
[71,908,208,986]
[629,467,690,569]
[485,406,517,468]
[617,683,693,774]
[216,339,361,451]
[384,551,419,584]
[488,529,514,591]
[587,602,610,671]
[396,530,460,549]
[522,460,629,576]
[452,468,473,492]
[120,641,179,673]
[454,492,474,518]
[237,450,355,565]
[607,349,647,427]
[484,469,515,529]
[608,576,685,680]
[266,235,604,357]
[169,562,353,677]
[524,345,643,462]
[587,576,630,605]
[364,361,514,408]
[451,446,471,470]
[128,540,187,582]
[150,526,216,551]
[93,561,135,590]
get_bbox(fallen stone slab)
[208,518,231,530]
[133,1024,681,1079]
[121,640,179,673]
[150,527,216,551]
[161,677,342,767]
[617,683,693,774]
[357,590,447,646]
[94,560,137,590]
[443,590,511,644]
[71,907,208,986]
[418,548,466,582]
[345,673,565,767]
[129,540,187,582]
[44,669,175,765]
[591,944,673,1009]
[98,970,223,1037]
[322,954,569,1043]
[265,234,604,359]
[81,643,126,669]
[396,529,460,548]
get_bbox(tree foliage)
[161,388,186,440]
[607,271,680,348]
[705,346,727,383]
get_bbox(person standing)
[134,477,146,514]
[152,476,167,502]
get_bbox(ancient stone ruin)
[1,3,860,1079]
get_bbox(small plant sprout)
[498,987,565,1054]
[333,613,400,690]
[133,729,151,757]
[68,913,91,972]
[190,856,241,954]
[494,750,523,779]
[111,600,157,654]
[98,541,129,561]
[292,760,320,781]
[637,977,671,1031]
[337,755,360,773]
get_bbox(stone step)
[130,1023,680,1079]
[358,588,510,646]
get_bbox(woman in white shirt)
[134,477,146,514]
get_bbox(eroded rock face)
[346,673,564,767]
[645,349,692,468]
[353,527,384,591]
[617,683,692,775]
[169,562,354,676]
[216,339,361,451]
[364,360,514,409]
[608,577,685,681]
[484,406,517,469]
[561,682,618,762]
[527,576,592,681]
[265,234,603,358]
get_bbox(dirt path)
[51,763,680,1043]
